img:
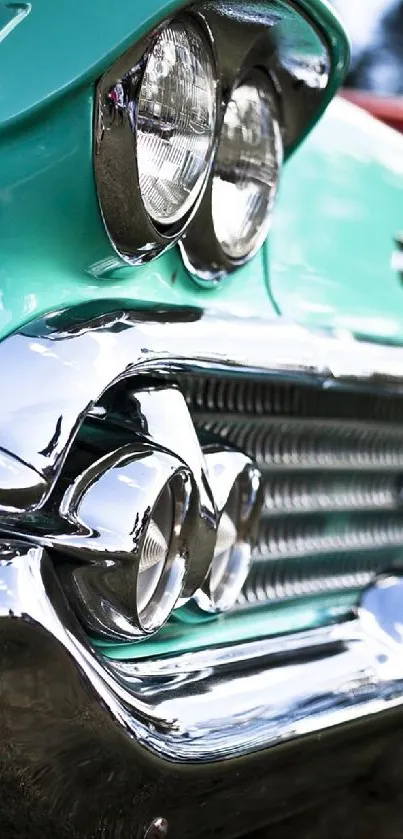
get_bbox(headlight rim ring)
[179,65,283,285]
[93,11,219,267]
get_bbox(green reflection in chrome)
[95,591,358,660]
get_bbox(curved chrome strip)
[2,540,403,765]
[2,303,403,515]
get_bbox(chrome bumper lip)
[2,541,403,765]
[1,302,403,514]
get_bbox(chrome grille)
[180,374,403,609]
[262,473,398,515]
[188,417,403,471]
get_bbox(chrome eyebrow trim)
[1,302,403,513]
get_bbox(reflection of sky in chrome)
[331,1,403,93]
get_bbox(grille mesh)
[179,374,403,609]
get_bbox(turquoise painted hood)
[0,0,348,129]
[271,96,403,343]
[2,0,400,345]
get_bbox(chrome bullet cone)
[139,519,169,571]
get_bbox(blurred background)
[332,0,403,94]
[330,1,403,130]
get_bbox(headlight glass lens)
[136,21,216,227]
[211,73,282,260]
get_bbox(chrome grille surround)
[2,305,403,621]
[3,304,403,768]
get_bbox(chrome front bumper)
[2,542,403,837]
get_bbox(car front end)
[2,2,403,837]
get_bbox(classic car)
[2,1,403,838]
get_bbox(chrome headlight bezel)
[93,0,335,280]
[180,66,283,282]
[93,13,219,266]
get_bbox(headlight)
[94,0,337,276]
[94,16,217,265]
[135,469,191,633]
[180,68,283,282]
[212,71,282,261]
[55,446,194,641]
[177,449,262,617]
[136,21,217,226]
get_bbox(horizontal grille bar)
[256,513,403,561]
[193,416,403,471]
[237,551,394,606]
[181,375,403,423]
[262,473,399,515]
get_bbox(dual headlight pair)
[94,15,283,280]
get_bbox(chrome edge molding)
[2,302,403,516]
[2,541,403,765]
[58,444,195,640]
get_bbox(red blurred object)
[341,89,403,133]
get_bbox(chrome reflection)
[94,13,217,265]
[360,574,403,673]
[180,447,262,614]
[55,384,218,604]
[92,0,340,277]
[3,303,403,519]
[2,541,403,769]
[123,386,217,597]
[3,304,403,635]
[184,68,283,280]
[0,382,220,639]
[56,445,193,640]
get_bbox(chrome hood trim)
[1,302,403,514]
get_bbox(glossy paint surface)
[5,35,403,345]
[3,0,401,348]
[0,0,187,127]
[0,0,350,341]
[271,97,403,342]
[0,0,348,129]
